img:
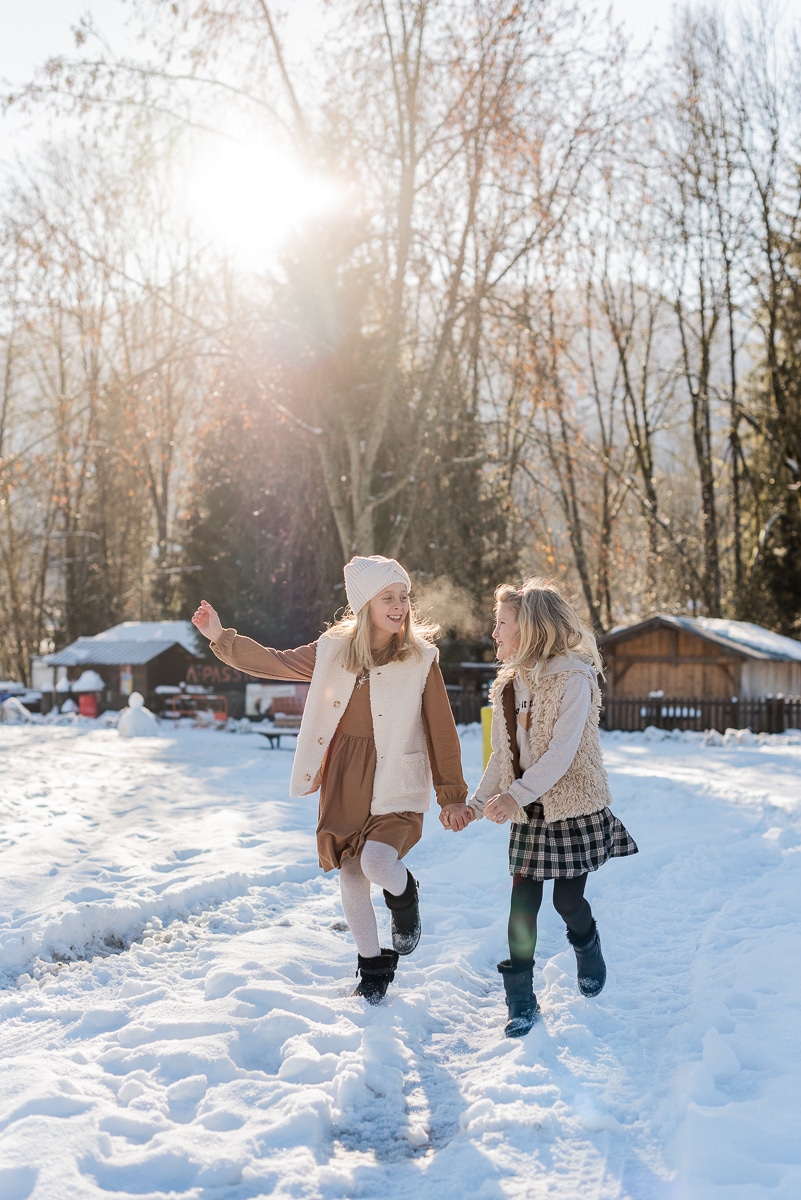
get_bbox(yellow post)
[481,705,492,769]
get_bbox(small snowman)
[117,692,159,738]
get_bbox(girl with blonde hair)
[469,577,637,1037]
[192,555,469,1004]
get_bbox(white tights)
[338,840,409,958]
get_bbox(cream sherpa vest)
[289,633,438,815]
[490,654,612,824]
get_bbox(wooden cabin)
[599,616,801,700]
[45,621,204,712]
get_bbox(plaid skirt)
[508,803,638,880]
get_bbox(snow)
[690,618,801,663]
[0,697,36,724]
[653,616,801,663]
[47,621,202,668]
[71,670,107,693]
[1,723,800,1199]
[92,620,202,656]
[606,615,801,664]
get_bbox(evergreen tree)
[179,385,343,646]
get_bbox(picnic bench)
[255,724,300,749]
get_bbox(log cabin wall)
[603,627,743,698]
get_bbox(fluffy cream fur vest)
[490,654,612,824]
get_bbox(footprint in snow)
[98,1114,161,1145]
[0,1165,37,1200]
[166,1074,208,1123]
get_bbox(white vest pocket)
[402,751,428,794]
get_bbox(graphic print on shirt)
[516,693,533,731]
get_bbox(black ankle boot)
[566,919,606,997]
[352,948,400,1005]
[497,959,540,1037]
[382,870,421,955]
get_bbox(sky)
[0,0,707,108]
[0,0,756,192]
[0,0,695,268]
[0,0,765,97]
[0,0,755,164]
[0,0,323,164]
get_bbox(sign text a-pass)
[185,664,258,687]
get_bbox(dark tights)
[508,873,593,968]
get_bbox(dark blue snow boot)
[497,959,540,1037]
[566,919,607,997]
[383,870,421,955]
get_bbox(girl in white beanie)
[192,555,469,1004]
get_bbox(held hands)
[483,793,519,825]
[439,803,475,833]
[192,599,224,643]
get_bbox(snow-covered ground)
[1,720,799,1200]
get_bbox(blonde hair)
[327,592,439,674]
[492,576,604,693]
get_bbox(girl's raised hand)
[484,793,519,825]
[192,599,224,643]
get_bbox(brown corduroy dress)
[211,631,467,871]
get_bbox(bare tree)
[13,0,635,569]
[0,140,221,649]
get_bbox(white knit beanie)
[343,555,411,614]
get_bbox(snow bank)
[0,697,39,724]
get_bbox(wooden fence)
[446,686,485,726]
[446,682,801,734]
[600,695,801,735]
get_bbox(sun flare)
[184,135,343,268]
